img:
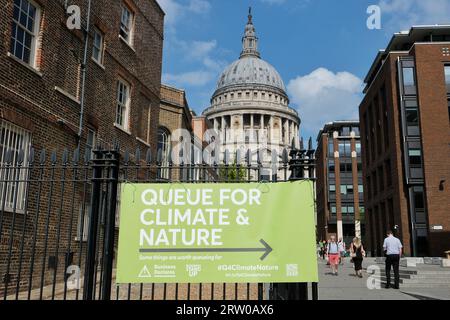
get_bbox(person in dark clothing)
[350,237,365,278]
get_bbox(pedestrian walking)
[319,240,325,259]
[338,238,346,265]
[350,237,365,278]
[383,230,403,289]
[327,236,340,276]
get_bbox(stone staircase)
[368,265,450,289]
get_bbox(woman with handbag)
[350,237,365,278]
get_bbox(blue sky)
[156,0,450,140]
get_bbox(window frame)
[402,67,416,87]
[444,65,450,87]
[119,3,134,46]
[92,27,105,65]
[86,127,97,160]
[115,78,131,131]
[10,0,41,68]
[157,127,171,180]
[0,120,32,213]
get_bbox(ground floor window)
[0,120,32,212]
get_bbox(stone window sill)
[55,86,80,104]
[7,52,43,77]
[91,56,106,70]
[119,35,136,53]
[114,123,132,135]
[136,137,151,148]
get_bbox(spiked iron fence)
[0,143,317,301]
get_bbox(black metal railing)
[0,144,317,301]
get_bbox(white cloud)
[163,38,227,88]
[163,71,216,87]
[379,0,450,31]
[185,40,217,60]
[156,0,211,26]
[187,0,211,14]
[287,68,363,138]
[156,0,182,26]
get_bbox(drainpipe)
[77,0,92,148]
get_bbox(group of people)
[318,230,403,289]
[318,236,365,277]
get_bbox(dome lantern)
[240,7,260,59]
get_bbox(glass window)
[338,142,345,155]
[329,185,336,192]
[409,149,422,166]
[403,67,415,86]
[406,108,420,136]
[356,143,362,156]
[92,28,104,64]
[414,189,425,210]
[342,127,350,136]
[157,127,171,179]
[120,4,134,44]
[448,99,450,122]
[328,160,335,173]
[0,120,32,212]
[86,128,96,160]
[445,66,450,85]
[10,0,40,67]
[328,140,334,156]
[116,79,130,129]
[347,185,354,194]
[358,185,364,193]
[406,109,419,124]
[76,201,90,242]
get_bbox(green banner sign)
[116,181,318,284]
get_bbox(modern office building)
[359,25,450,257]
[316,121,364,244]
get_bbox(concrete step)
[409,274,450,280]
[381,282,450,289]
[375,269,450,276]
[378,277,450,286]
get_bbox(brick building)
[0,0,164,295]
[316,121,365,245]
[359,25,450,257]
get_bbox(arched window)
[157,127,171,179]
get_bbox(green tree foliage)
[218,163,246,181]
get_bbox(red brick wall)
[413,44,450,256]
[0,0,164,296]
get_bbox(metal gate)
[0,144,317,301]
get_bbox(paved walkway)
[316,258,450,300]
[316,258,417,300]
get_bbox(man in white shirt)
[383,230,403,289]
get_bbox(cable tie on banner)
[123,180,137,203]
[256,181,271,194]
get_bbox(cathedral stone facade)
[202,10,300,178]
